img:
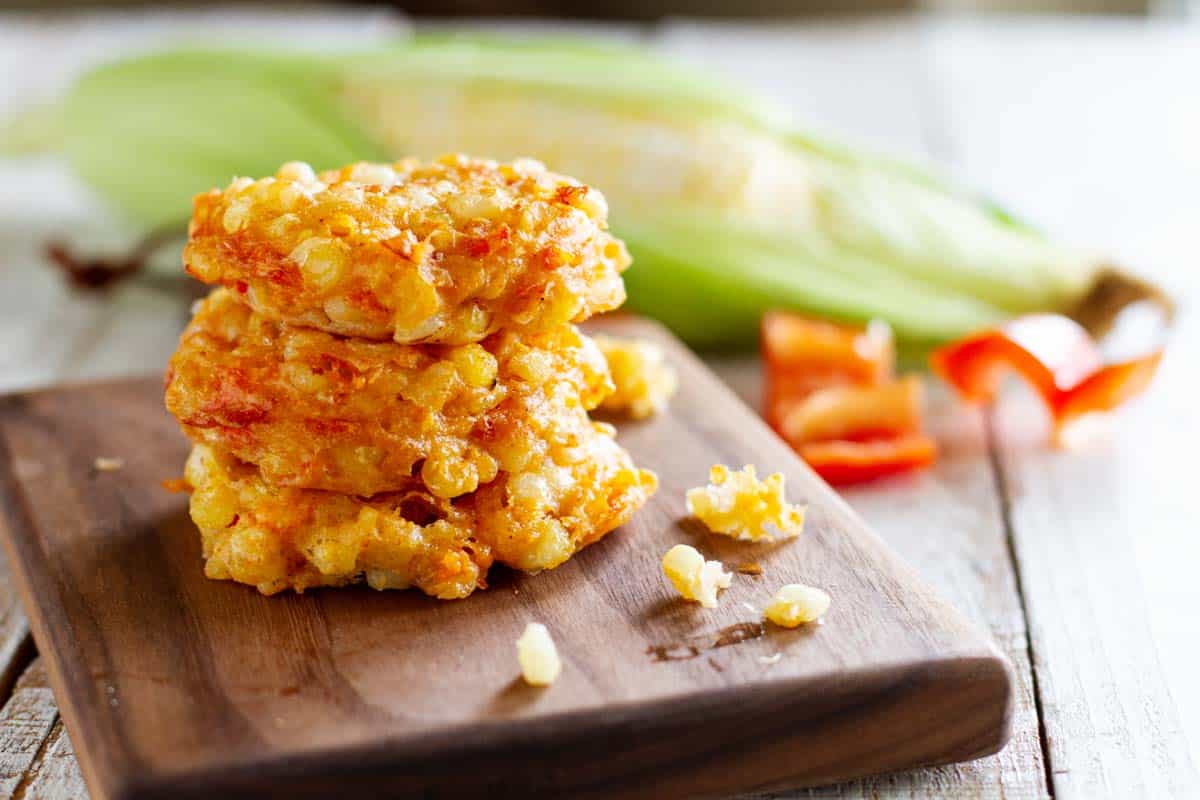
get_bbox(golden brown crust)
[184,155,630,344]
[166,289,612,498]
[185,444,489,598]
[471,422,659,572]
[185,437,657,597]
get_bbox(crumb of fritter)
[185,430,654,597]
[686,464,805,542]
[166,288,612,498]
[516,622,561,687]
[184,155,630,344]
[736,561,763,576]
[594,334,677,419]
[93,456,124,472]
[763,583,831,628]
[471,424,658,572]
[661,544,731,608]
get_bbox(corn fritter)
[186,423,655,597]
[185,155,630,344]
[167,288,612,497]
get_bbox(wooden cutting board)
[0,316,1011,800]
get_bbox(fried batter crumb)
[763,583,831,628]
[686,464,805,542]
[594,334,678,419]
[93,457,124,472]
[517,622,561,687]
[662,544,732,608]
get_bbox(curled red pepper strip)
[930,313,1163,432]
[762,312,935,485]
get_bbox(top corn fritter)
[185,155,631,344]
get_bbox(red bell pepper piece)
[799,435,939,486]
[761,312,894,432]
[761,312,934,485]
[777,377,924,447]
[930,313,1162,432]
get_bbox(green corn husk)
[7,34,1163,351]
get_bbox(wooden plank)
[18,717,84,800]
[928,17,1200,797]
[658,20,1046,798]
[0,661,59,798]
[712,361,1047,800]
[0,659,88,800]
[0,319,1009,800]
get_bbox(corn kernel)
[449,344,499,388]
[289,237,347,291]
[662,544,732,608]
[594,335,677,419]
[348,162,397,186]
[421,454,479,499]
[763,583,831,627]
[403,361,460,411]
[517,622,561,687]
[327,212,359,238]
[222,199,252,233]
[276,161,316,182]
[686,464,805,542]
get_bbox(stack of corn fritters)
[165,155,657,598]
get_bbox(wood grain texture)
[989,333,1199,799]
[710,361,1047,800]
[0,659,85,800]
[0,318,1010,800]
[929,19,1200,796]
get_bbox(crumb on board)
[763,583,831,628]
[161,478,190,493]
[736,561,763,576]
[594,334,678,419]
[662,544,732,608]
[93,457,124,472]
[758,653,783,666]
[686,464,806,542]
[517,622,562,687]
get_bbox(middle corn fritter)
[167,155,657,598]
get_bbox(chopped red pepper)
[762,312,934,485]
[761,312,894,432]
[800,435,938,486]
[777,377,924,447]
[930,313,1162,433]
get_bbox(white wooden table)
[1,9,1198,798]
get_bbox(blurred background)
[2,0,1199,15]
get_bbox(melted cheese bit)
[686,464,805,542]
[763,583,831,628]
[662,544,732,608]
[516,622,562,687]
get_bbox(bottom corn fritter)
[185,433,656,597]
